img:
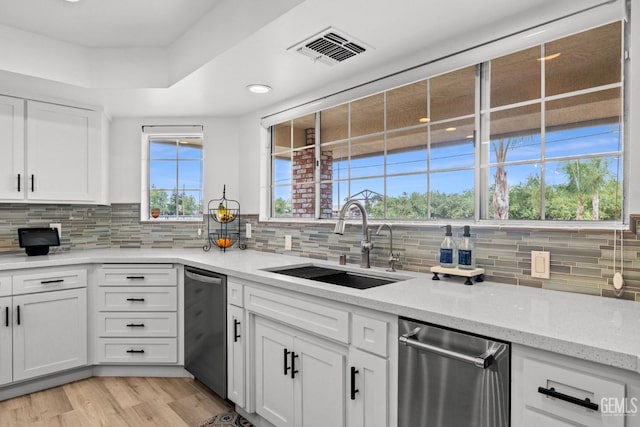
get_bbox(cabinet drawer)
[12,268,87,295]
[227,280,244,307]
[97,287,177,311]
[96,267,177,287]
[523,358,625,427]
[96,338,177,364]
[352,313,388,357]
[0,275,10,297]
[97,312,177,337]
[245,287,349,343]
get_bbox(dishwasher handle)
[185,269,223,285]
[399,327,500,369]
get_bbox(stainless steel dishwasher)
[184,266,226,398]
[398,318,510,427]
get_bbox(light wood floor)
[0,377,232,427]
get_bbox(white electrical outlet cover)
[246,223,252,239]
[284,235,292,250]
[531,251,550,279]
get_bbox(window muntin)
[146,136,203,221]
[270,22,623,223]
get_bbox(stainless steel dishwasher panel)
[398,318,510,427]
[184,267,226,398]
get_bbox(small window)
[141,129,204,221]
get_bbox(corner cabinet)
[232,281,397,427]
[0,95,106,204]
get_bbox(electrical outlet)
[246,223,252,239]
[49,223,62,239]
[284,235,292,250]
[531,251,550,279]
[197,227,202,237]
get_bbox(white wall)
[109,116,240,205]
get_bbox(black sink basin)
[266,265,399,289]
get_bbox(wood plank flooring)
[0,377,232,427]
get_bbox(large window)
[142,129,204,221]
[270,22,624,223]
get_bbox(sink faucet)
[376,223,400,272]
[334,199,373,268]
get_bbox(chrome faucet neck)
[334,199,372,268]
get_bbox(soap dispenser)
[458,225,475,270]
[439,225,456,268]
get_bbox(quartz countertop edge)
[0,247,638,374]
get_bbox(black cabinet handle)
[4,306,8,327]
[538,386,599,411]
[126,298,145,302]
[233,319,241,342]
[291,352,299,379]
[41,279,64,284]
[126,276,145,280]
[31,174,34,192]
[16,305,20,325]
[126,349,145,354]
[350,366,359,400]
[284,349,291,376]
[17,174,20,192]
[126,323,145,328]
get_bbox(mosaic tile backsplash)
[1,203,638,302]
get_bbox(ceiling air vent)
[288,27,371,66]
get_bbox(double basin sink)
[264,264,408,290]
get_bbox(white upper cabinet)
[0,95,24,200]
[26,100,101,202]
[0,96,105,204]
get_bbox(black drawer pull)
[41,279,64,284]
[126,349,145,354]
[126,323,145,328]
[291,352,299,379]
[538,386,599,411]
[126,276,145,280]
[126,298,145,302]
[350,366,359,400]
[233,319,241,342]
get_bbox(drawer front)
[12,268,87,295]
[97,287,177,311]
[96,338,177,364]
[523,358,625,427]
[227,280,244,307]
[0,275,10,297]
[245,286,349,343]
[97,312,177,337]
[352,313,388,357]
[96,267,177,287]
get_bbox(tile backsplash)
[1,203,638,302]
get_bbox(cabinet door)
[0,296,12,386]
[26,100,99,202]
[13,288,87,381]
[348,348,389,427]
[227,304,245,408]
[0,95,24,200]
[254,317,295,427]
[295,336,347,427]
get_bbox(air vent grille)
[289,27,370,66]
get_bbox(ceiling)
[0,0,615,118]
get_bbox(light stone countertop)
[0,247,638,374]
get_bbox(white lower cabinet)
[512,344,640,427]
[227,303,245,407]
[13,288,87,381]
[0,296,12,386]
[253,316,346,427]
[348,347,388,427]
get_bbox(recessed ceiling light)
[538,53,561,61]
[247,84,272,94]
[445,127,456,132]
[419,117,430,123]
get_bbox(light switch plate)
[246,223,252,239]
[284,235,292,250]
[531,250,550,279]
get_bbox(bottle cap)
[463,225,470,237]
[442,225,452,236]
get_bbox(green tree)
[150,186,169,216]
[274,197,292,216]
[491,136,533,219]
[561,159,611,220]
